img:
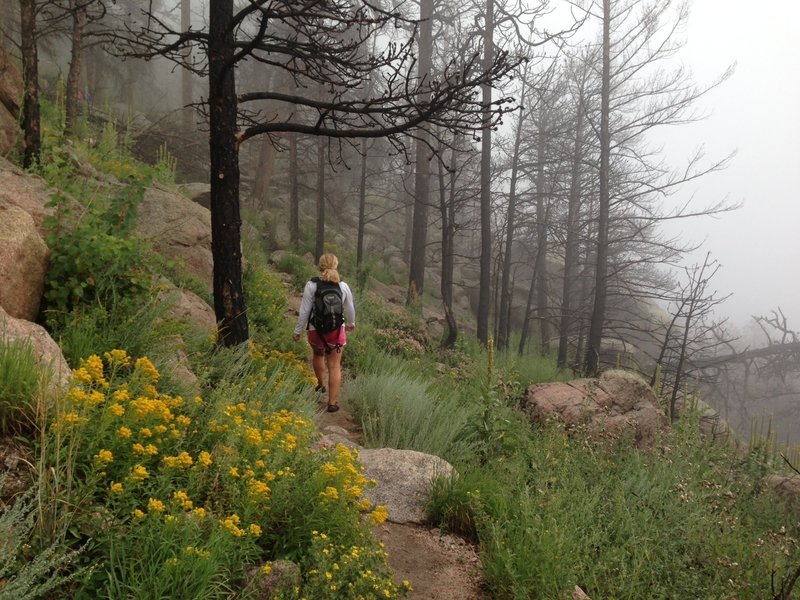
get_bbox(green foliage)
[36,348,395,598]
[41,178,155,331]
[152,143,177,185]
[0,478,83,600]
[54,295,181,369]
[0,338,40,435]
[274,253,317,291]
[428,416,800,600]
[243,243,293,352]
[346,365,479,464]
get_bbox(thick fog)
[658,0,800,328]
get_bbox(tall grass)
[345,364,479,464]
[428,414,800,599]
[0,338,41,435]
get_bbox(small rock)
[360,448,453,524]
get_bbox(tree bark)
[20,0,41,168]
[585,0,611,376]
[209,0,247,346]
[477,0,494,346]
[497,91,526,351]
[181,0,193,131]
[315,136,326,259]
[557,100,585,368]
[439,139,458,348]
[65,0,86,136]
[535,105,550,356]
[252,135,275,211]
[289,132,299,249]
[356,137,368,268]
[407,0,433,304]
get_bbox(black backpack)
[309,277,345,334]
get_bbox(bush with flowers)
[42,349,403,598]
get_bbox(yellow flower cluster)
[306,531,407,599]
[247,341,317,389]
[58,348,399,598]
[218,514,260,538]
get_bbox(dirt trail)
[317,402,485,600]
[289,281,485,599]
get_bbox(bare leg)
[311,347,325,389]
[325,349,344,407]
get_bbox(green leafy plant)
[275,253,317,291]
[41,178,154,331]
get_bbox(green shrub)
[39,348,400,598]
[0,338,41,435]
[243,247,293,351]
[41,179,155,331]
[274,253,317,291]
[55,295,181,369]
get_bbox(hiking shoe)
[326,404,339,413]
[315,385,326,394]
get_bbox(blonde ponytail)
[318,253,341,283]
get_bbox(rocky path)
[316,401,485,599]
[288,279,485,599]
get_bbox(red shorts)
[307,327,346,351]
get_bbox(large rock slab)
[521,369,668,449]
[359,447,453,524]
[0,305,71,392]
[158,283,216,333]
[0,205,49,320]
[0,157,54,234]
[134,184,213,292]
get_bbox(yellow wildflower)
[108,403,125,417]
[369,505,389,525]
[94,449,113,465]
[198,451,212,467]
[118,426,132,439]
[147,498,165,513]
[112,388,130,403]
[134,357,160,384]
[132,509,145,520]
[104,349,131,368]
[110,482,124,494]
[128,464,149,482]
[319,487,339,502]
[172,490,193,510]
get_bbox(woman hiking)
[292,253,356,412]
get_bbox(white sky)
[659,0,800,328]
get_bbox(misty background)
[3,0,799,448]
[659,0,800,328]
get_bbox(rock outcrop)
[0,156,54,233]
[0,305,71,392]
[0,205,50,320]
[763,474,800,512]
[135,184,213,292]
[521,369,668,449]
[158,283,216,333]
[359,447,454,525]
